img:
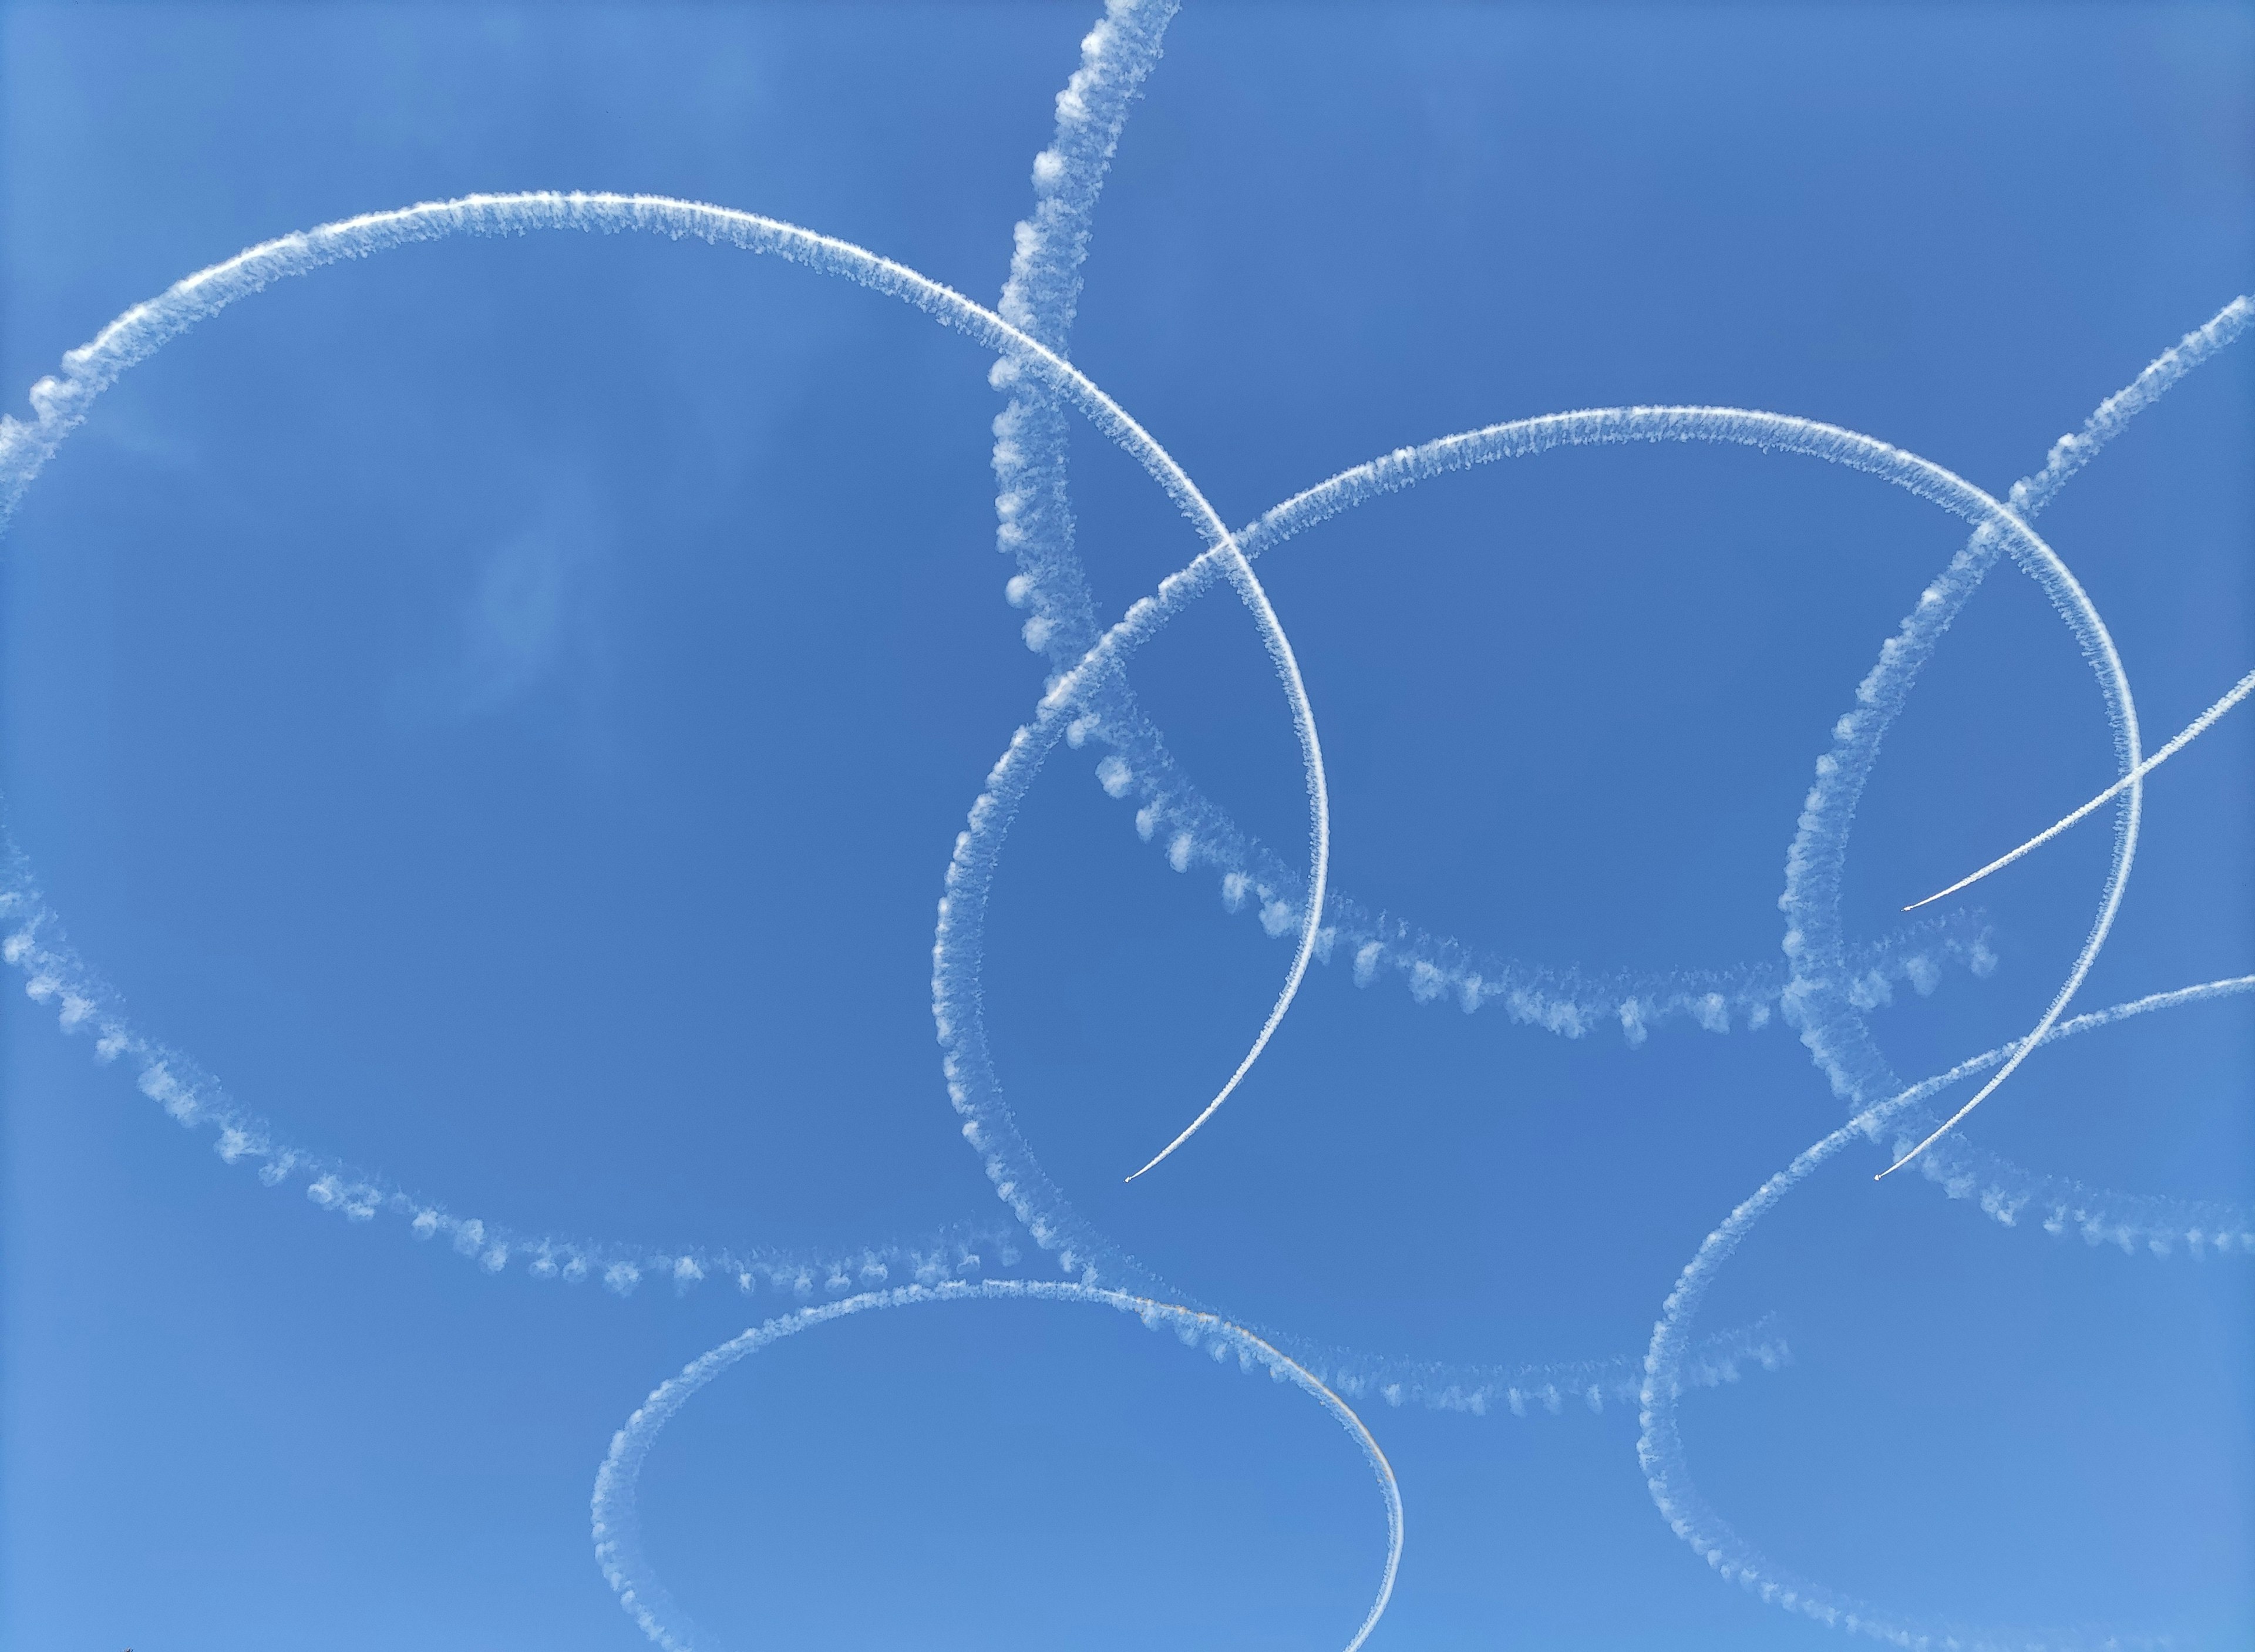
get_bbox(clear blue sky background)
[3,4,2250,1648]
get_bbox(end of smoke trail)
[1903,664,2255,913]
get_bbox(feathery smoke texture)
[591,1280,1402,1652]
[2,3,2247,1645]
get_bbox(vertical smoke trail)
[992,0,1180,674]
[590,1278,1402,1652]
[985,0,1354,1180]
[979,0,1332,1180]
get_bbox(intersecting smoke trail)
[992,0,1180,675]
[977,1,1963,1058]
[1782,294,2246,1194]
[1630,301,2252,1646]
[967,401,2121,1185]
[955,63,2245,1624]
[930,398,2129,1422]
[974,0,1304,1183]
[1904,665,2255,913]
[1637,977,2254,1652]
[988,28,1339,1185]
[1880,975,2255,1259]
[590,1278,1402,1652]
[1882,288,2255,988]
[1857,297,2247,1176]
[3,8,2243,1637]
[0,157,1818,1404]
[0,137,1824,1419]
[0,185,1341,1267]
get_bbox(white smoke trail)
[0,156,1820,1422]
[0,28,2239,1633]
[1763,299,2251,1186]
[0,840,1028,1291]
[1308,1314,1794,1419]
[1238,399,2147,1181]
[977,0,1924,1063]
[590,1278,1402,1652]
[0,185,1332,1234]
[970,0,1322,1181]
[1108,399,2129,1179]
[1069,683,2001,1038]
[1878,298,2255,928]
[942,399,2121,1200]
[2005,296,2254,519]
[1637,977,2253,1651]
[0,28,1805,1421]
[1630,301,2252,1646]
[1905,665,2255,913]
[991,0,1180,672]
[1878,978,2255,1257]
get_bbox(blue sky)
[2,4,2250,1649]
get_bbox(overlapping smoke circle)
[1,4,2249,1647]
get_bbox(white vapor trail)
[590,1278,1402,1652]
[977,0,1977,1074]
[1865,298,2255,1177]
[0,0,1808,1422]
[1904,665,2255,913]
[4,6,2246,1639]
[0,183,1330,1248]
[947,398,2131,1196]
[1638,976,2254,1652]
[1641,292,2254,1647]
[1880,294,2255,933]
[1779,297,2252,1196]
[0,183,1335,1203]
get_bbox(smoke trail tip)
[1123,1111,1203,1182]
[1875,1135,1935,1180]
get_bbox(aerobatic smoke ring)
[591,1280,1402,1652]
[1,5,2249,1647]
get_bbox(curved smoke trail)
[1638,977,2254,1652]
[1627,295,2253,1648]
[1779,295,2246,1209]
[0,185,1332,1285]
[933,397,2131,1293]
[1,7,2246,1644]
[1905,665,2255,914]
[590,1278,1402,1652]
